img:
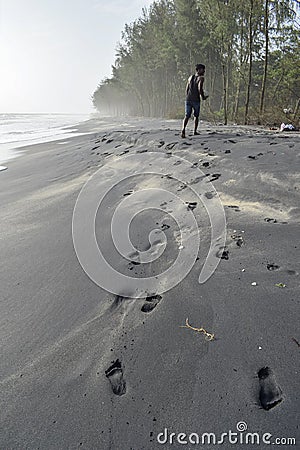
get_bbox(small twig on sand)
[292,337,300,348]
[180,318,215,341]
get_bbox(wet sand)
[0,117,299,449]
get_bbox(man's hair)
[195,64,205,70]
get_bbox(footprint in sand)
[141,295,162,313]
[118,149,129,156]
[231,234,244,247]
[258,367,283,410]
[227,205,240,212]
[205,191,217,199]
[186,201,197,211]
[190,176,205,185]
[248,153,264,160]
[216,246,229,260]
[127,250,141,269]
[286,269,298,276]
[105,360,126,396]
[128,259,142,271]
[110,295,127,311]
[165,142,178,150]
[123,190,134,197]
[210,173,221,182]
[267,263,280,271]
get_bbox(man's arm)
[186,75,193,95]
[198,76,208,100]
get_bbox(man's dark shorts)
[185,101,200,118]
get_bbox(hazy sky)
[0,0,153,113]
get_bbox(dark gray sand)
[0,117,299,449]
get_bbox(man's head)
[195,64,205,76]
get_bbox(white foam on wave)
[0,113,91,164]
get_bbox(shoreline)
[0,114,93,165]
[1,114,299,166]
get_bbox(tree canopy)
[92,0,300,125]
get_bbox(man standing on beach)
[181,64,208,138]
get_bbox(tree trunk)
[244,0,254,125]
[226,44,231,120]
[210,71,216,111]
[293,97,300,121]
[233,12,245,122]
[259,0,269,119]
[271,73,284,102]
[222,62,228,125]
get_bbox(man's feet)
[181,130,185,138]
[193,131,200,135]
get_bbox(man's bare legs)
[181,116,199,138]
[194,117,199,135]
[181,116,189,138]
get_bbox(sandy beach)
[0,117,299,449]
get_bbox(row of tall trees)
[92,0,300,125]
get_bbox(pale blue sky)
[0,0,153,113]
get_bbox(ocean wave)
[0,113,90,146]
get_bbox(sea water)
[0,113,91,164]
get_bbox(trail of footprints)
[96,133,286,410]
[105,292,163,396]
[105,316,283,411]
[105,292,285,412]
[104,232,295,402]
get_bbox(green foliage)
[92,0,300,125]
